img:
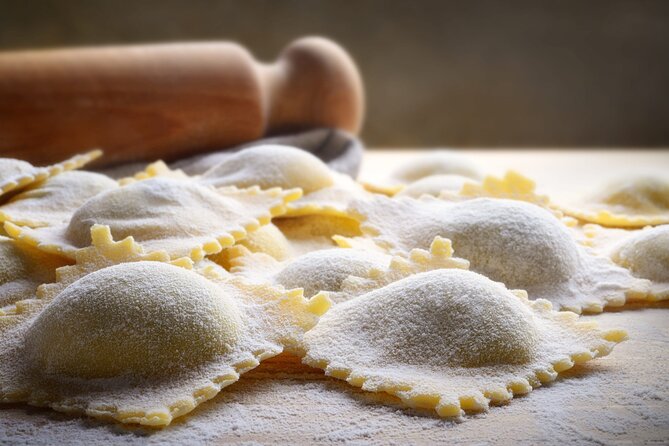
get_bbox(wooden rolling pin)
[0,37,364,166]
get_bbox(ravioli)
[396,174,478,198]
[388,150,483,185]
[582,224,669,300]
[0,171,118,227]
[0,236,68,308]
[4,177,301,260]
[0,225,330,426]
[0,150,102,199]
[228,246,389,301]
[346,195,650,313]
[303,268,626,418]
[557,176,669,228]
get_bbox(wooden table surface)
[1,149,668,445]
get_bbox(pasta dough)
[346,195,650,313]
[558,176,669,228]
[0,171,118,227]
[0,150,102,198]
[303,267,626,418]
[0,225,330,426]
[5,177,301,260]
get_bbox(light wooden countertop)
[1,149,668,445]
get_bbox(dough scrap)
[346,195,650,313]
[557,176,669,228]
[4,177,301,261]
[0,171,118,227]
[303,268,626,418]
[582,224,669,300]
[0,236,68,309]
[0,150,102,199]
[118,160,190,185]
[0,225,330,426]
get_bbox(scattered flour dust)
[1,308,667,445]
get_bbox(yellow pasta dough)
[0,171,118,227]
[346,195,650,313]
[302,267,626,418]
[0,236,68,308]
[4,177,300,260]
[274,214,363,256]
[0,225,330,426]
[0,150,102,198]
[582,224,669,300]
[557,176,669,228]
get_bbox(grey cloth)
[171,128,364,178]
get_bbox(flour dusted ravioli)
[558,176,669,228]
[4,177,300,260]
[229,246,389,301]
[274,214,363,256]
[199,145,368,219]
[0,150,102,198]
[200,145,334,194]
[0,225,329,426]
[347,195,650,313]
[583,224,669,300]
[0,236,68,308]
[303,268,626,418]
[0,171,118,227]
[388,150,483,185]
[396,174,477,198]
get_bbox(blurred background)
[1,0,668,149]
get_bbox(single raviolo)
[0,225,329,426]
[0,150,102,198]
[558,176,669,228]
[229,246,391,300]
[4,177,300,260]
[347,195,649,313]
[26,262,242,378]
[582,224,669,300]
[200,145,334,194]
[0,236,67,307]
[396,174,478,198]
[303,269,626,418]
[388,150,483,185]
[0,171,118,227]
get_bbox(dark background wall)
[1,0,668,148]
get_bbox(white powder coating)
[0,171,118,227]
[200,145,335,194]
[613,225,669,282]
[6,177,299,260]
[25,262,243,379]
[303,269,624,417]
[350,196,649,313]
[396,174,477,198]
[388,150,483,184]
[0,236,66,307]
[238,223,292,261]
[274,249,390,298]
